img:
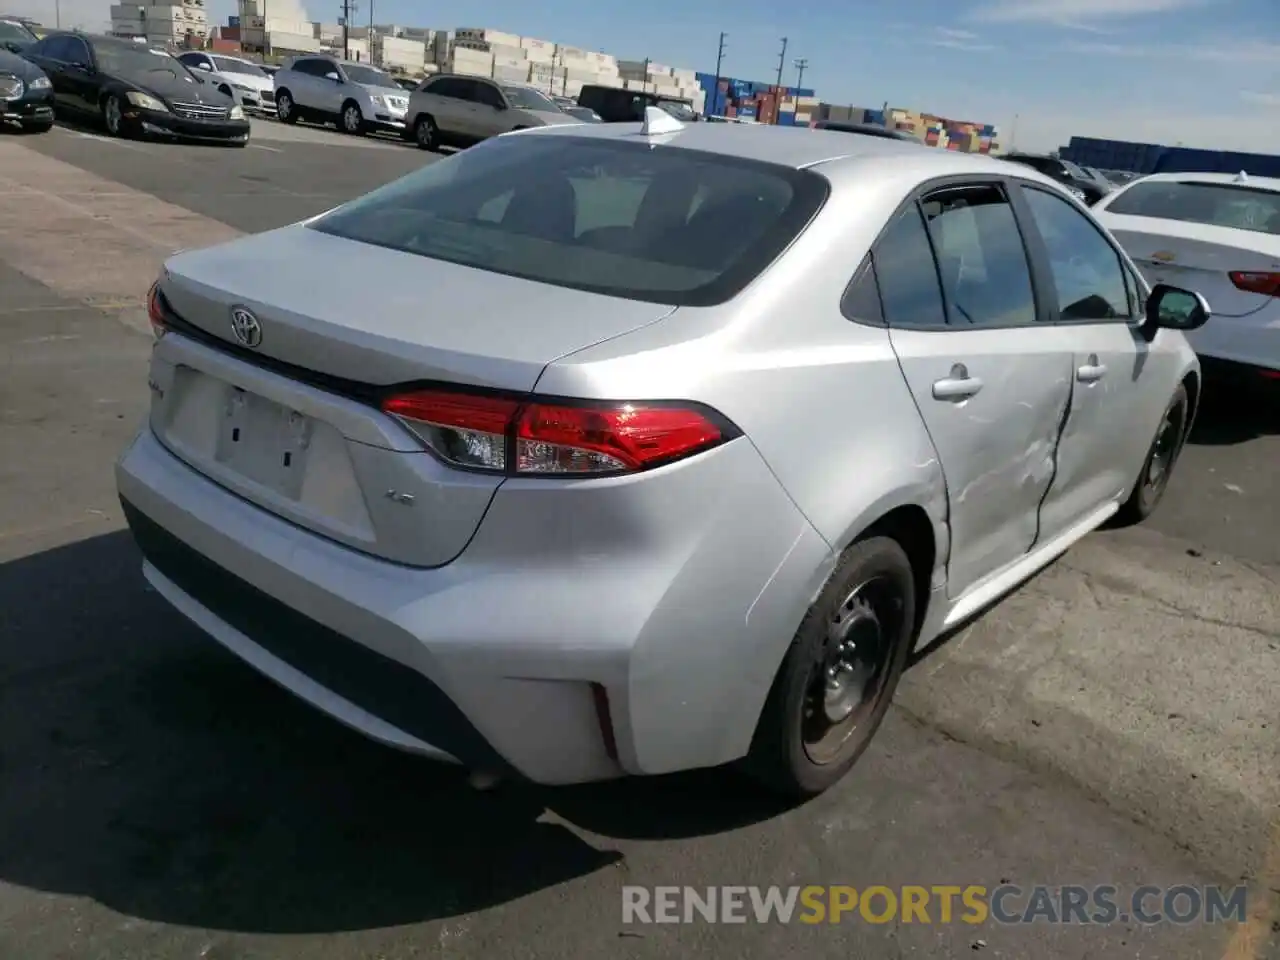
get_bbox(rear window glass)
[308,134,828,306]
[1105,181,1280,235]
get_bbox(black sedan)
[0,46,53,131]
[1000,152,1107,205]
[22,32,250,145]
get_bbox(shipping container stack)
[1059,135,1280,177]
[694,72,815,122]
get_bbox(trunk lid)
[1104,214,1280,317]
[160,224,675,391]
[150,225,675,567]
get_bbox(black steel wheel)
[745,535,916,798]
[1116,382,1189,525]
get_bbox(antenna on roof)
[639,105,683,138]
[1235,170,1249,182]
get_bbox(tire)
[745,535,917,798]
[413,113,438,151]
[1114,382,1189,525]
[340,99,365,135]
[101,93,126,138]
[275,90,297,124]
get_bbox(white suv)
[273,55,409,136]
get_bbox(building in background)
[110,0,210,48]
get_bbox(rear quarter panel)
[535,162,949,564]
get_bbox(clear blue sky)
[24,0,1280,153]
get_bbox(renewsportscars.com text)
[621,884,1248,925]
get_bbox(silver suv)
[405,75,577,151]
[273,55,409,136]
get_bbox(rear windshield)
[1104,180,1280,235]
[308,134,828,306]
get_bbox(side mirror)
[196,62,212,71]
[2,40,21,53]
[325,72,341,82]
[1143,283,1210,337]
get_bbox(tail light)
[146,281,168,339]
[381,387,738,477]
[1228,271,1280,297]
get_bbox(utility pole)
[340,0,353,60]
[642,56,650,94]
[793,57,808,92]
[367,0,373,65]
[772,37,787,124]
[710,31,726,117]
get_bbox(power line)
[793,57,808,92]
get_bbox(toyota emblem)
[230,306,262,348]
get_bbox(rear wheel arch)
[854,504,937,641]
[747,500,938,752]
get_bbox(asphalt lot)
[0,119,1277,960]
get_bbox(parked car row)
[6,30,250,143]
[121,111,1224,801]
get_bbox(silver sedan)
[117,111,1210,797]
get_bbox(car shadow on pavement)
[0,530,626,935]
[1186,371,1279,446]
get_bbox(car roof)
[1124,171,1280,192]
[514,120,1057,181]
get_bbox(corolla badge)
[229,306,263,347]
[1151,250,1177,263]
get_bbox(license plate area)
[216,385,313,500]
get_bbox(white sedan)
[1092,171,1280,379]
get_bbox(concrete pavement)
[0,121,1276,960]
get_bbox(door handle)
[1077,356,1107,382]
[932,368,984,401]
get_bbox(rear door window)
[310,135,828,306]
[919,184,1037,327]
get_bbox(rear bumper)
[116,425,831,784]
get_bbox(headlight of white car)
[28,75,51,91]
[229,105,245,120]
[232,82,254,93]
[125,91,168,112]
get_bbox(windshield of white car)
[501,85,559,111]
[343,63,395,87]
[212,56,267,77]
[1105,180,1280,235]
[309,134,829,306]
